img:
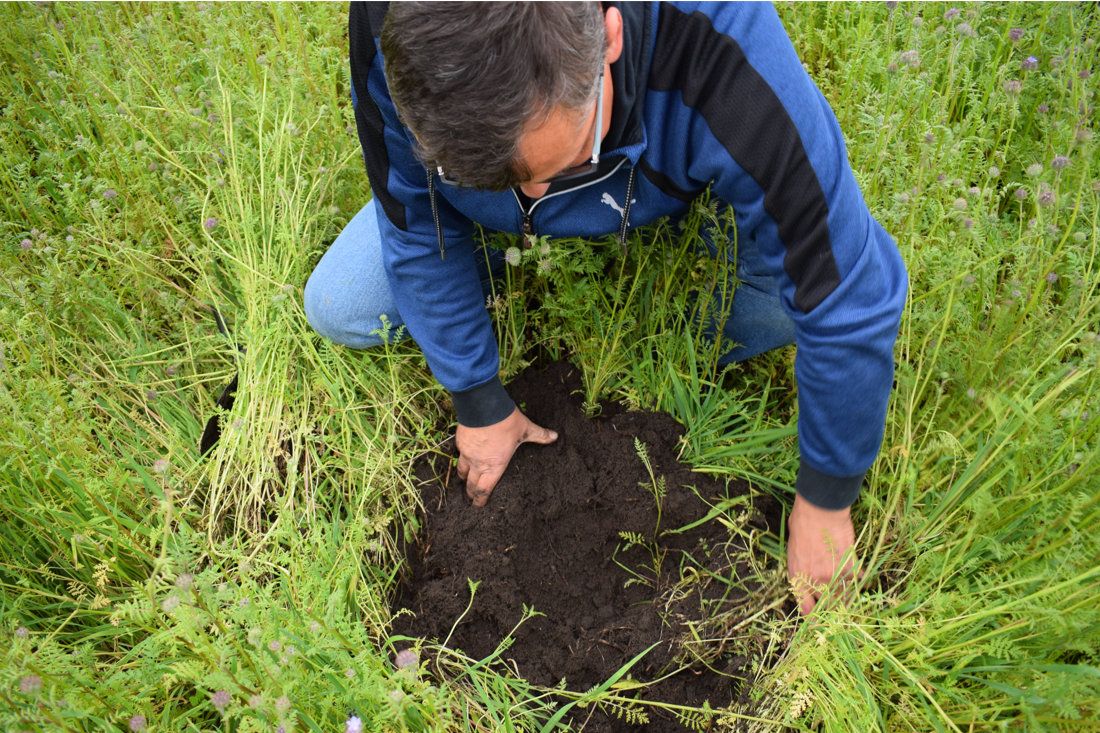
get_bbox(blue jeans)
[304,198,794,363]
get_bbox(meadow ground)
[1,3,1098,732]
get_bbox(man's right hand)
[455,406,558,507]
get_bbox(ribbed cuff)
[795,461,865,510]
[451,376,515,428]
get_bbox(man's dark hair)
[381,1,606,191]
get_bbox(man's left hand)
[787,493,859,616]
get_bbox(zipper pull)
[513,188,536,238]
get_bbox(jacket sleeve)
[655,2,908,509]
[348,3,514,427]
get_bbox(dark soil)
[392,361,786,731]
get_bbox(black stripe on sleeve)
[349,2,407,231]
[639,157,705,203]
[649,4,840,313]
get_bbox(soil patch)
[393,361,785,730]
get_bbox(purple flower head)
[1009,28,1024,42]
[1038,190,1055,207]
[15,626,29,639]
[886,62,899,74]
[204,217,218,231]
[395,648,419,670]
[924,133,935,143]
[1015,187,1028,200]
[1022,56,1039,71]
[988,166,1001,177]
[944,8,960,20]
[20,238,32,250]
[102,189,117,199]
[1080,70,1092,80]
[19,675,43,695]
[1004,80,1021,95]
[1038,104,1050,113]
[269,640,281,652]
[504,246,522,267]
[1046,272,1059,284]
[1051,156,1070,171]
[1026,163,1043,177]
[346,716,364,733]
[153,458,170,474]
[899,50,919,68]
[956,22,975,37]
[211,690,231,711]
[963,217,974,229]
[129,715,147,732]
[161,594,180,613]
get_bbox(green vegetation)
[1,2,1097,731]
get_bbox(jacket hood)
[603,1,652,157]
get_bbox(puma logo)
[600,192,636,216]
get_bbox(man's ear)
[604,6,624,65]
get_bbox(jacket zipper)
[511,158,629,238]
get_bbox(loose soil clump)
[393,361,785,730]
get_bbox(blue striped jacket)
[348,1,909,509]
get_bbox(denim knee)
[303,272,366,349]
[303,199,407,349]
